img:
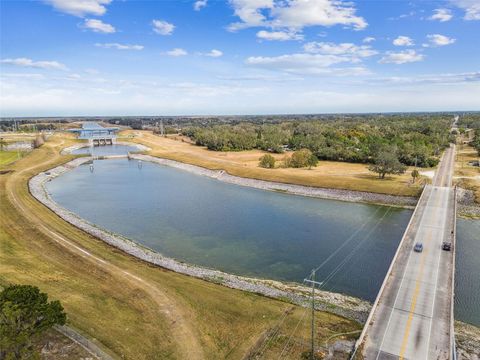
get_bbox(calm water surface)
[455,219,480,326]
[46,158,410,299]
[46,153,480,326]
[71,144,139,156]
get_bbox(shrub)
[259,154,276,169]
[289,149,316,168]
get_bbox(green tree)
[258,154,276,169]
[368,150,407,179]
[289,149,314,168]
[0,285,66,360]
[411,169,420,183]
[306,154,319,169]
[473,134,480,156]
[258,125,289,153]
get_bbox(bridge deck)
[357,146,456,360]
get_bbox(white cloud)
[65,73,82,80]
[450,0,480,20]
[166,48,188,56]
[2,72,479,116]
[245,53,369,75]
[363,37,375,43]
[85,68,100,75]
[83,19,115,33]
[0,57,68,70]
[152,19,175,35]
[194,0,207,11]
[43,0,111,17]
[228,0,273,30]
[1,73,45,80]
[228,0,367,32]
[393,36,414,46]
[425,34,456,47]
[303,42,377,58]
[203,49,223,57]
[388,11,416,21]
[95,43,144,50]
[429,8,453,22]
[373,72,480,85]
[256,30,303,41]
[379,50,424,64]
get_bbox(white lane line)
[425,189,452,359]
[375,186,435,359]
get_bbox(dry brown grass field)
[455,144,480,204]
[0,133,360,359]
[121,130,425,198]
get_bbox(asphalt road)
[360,145,456,360]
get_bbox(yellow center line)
[398,246,429,359]
[398,189,443,359]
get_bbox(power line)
[277,307,309,359]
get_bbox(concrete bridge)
[69,122,119,146]
[353,144,457,360]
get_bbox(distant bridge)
[353,144,457,359]
[70,122,119,146]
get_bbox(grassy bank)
[0,134,360,359]
[455,144,480,204]
[0,151,23,167]
[121,131,424,198]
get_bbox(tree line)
[183,115,455,168]
[458,114,480,156]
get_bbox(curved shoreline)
[24,146,480,359]
[29,155,371,323]
[132,153,418,208]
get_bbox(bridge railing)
[350,184,430,358]
[451,186,458,360]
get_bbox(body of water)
[455,219,480,326]
[46,158,411,301]
[71,144,139,156]
[46,152,480,326]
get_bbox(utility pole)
[311,270,315,359]
[304,269,322,360]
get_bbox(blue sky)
[1,0,479,116]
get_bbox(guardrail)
[55,325,115,360]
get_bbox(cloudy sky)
[1,0,479,116]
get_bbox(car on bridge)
[442,242,452,251]
[414,242,423,252]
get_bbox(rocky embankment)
[455,321,480,360]
[131,154,417,208]
[456,188,480,218]
[29,156,371,323]
[29,155,480,358]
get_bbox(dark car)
[442,242,452,251]
[414,243,423,252]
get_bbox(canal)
[46,146,480,326]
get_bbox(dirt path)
[4,139,205,360]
